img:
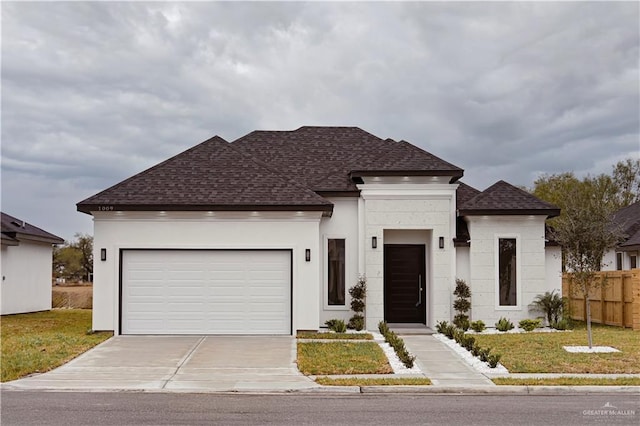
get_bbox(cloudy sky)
[2,1,639,241]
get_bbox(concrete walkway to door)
[3,336,319,392]
[402,335,495,387]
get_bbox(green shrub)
[487,353,502,368]
[551,318,572,330]
[461,335,476,351]
[453,315,470,331]
[479,347,491,363]
[443,323,456,339]
[435,321,449,334]
[471,343,482,357]
[518,319,541,332]
[452,279,471,329]
[348,314,365,331]
[495,317,514,332]
[531,290,565,326]
[325,319,347,333]
[348,276,367,330]
[470,320,486,333]
[378,321,415,368]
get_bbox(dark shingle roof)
[1,212,64,244]
[77,136,333,214]
[610,201,640,250]
[456,182,481,208]
[458,180,560,217]
[78,126,466,213]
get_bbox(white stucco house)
[602,201,640,271]
[77,126,561,335]
[1,212,64,315]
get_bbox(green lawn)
[297,341,393,375]
[296,332,373,340]
[493,377,640,386]
[316,377,431,386]
[473,322,640,374]
[1,310,112,382]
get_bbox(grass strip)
[1,309,112,382]
[296,332,373,340]
[316,377,431,386]
[473,322,640,374]
[297,341,392,375]
[493,377,640,386]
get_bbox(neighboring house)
[602,201,640,271]
[77,126,561,335]
[1,212,64,315]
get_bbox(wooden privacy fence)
[562,269,640,330]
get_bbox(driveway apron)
[4,336,318,392]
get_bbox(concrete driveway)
[4,336,318,392]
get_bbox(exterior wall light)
[305,249,311,262]
[100,248,107,261]
[372,236,377,249]
[439,237,445,249]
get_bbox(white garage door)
[121,250,291,335]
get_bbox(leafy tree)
[551,183,623,348]
[53,234,93,282]
[612,158,640,207]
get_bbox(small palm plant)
[532,290,564,326]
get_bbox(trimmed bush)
[348,276,367,331]
[495,317,514,332]
[435,321,449,334]
[487,353,502,368]
[378,321,415,368]
[518,319,542,332]
[551,318,572,330]
[470,320,486,333]
[325,319,347,333]
[452,279,471,329]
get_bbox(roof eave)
[350,169,463,179]
[458,208,561,218]
[77,203,334,215]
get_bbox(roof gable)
[458,180,560,217]
[1,212,64,244]
[77,136,333,214]
[611,201,640,249]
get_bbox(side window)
[498,238,517,306]
[616,252,623,270]
[630,255,637,270]
[327,239,345,305]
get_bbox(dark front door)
[384,244,426,324]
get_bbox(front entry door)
[384,244,426,324]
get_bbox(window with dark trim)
[630,255,637,270]
[328,239,345,305]
[616,252,623,270]
[498,238,517,306]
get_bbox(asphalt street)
[2,391,639,425]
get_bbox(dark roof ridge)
[77,136,230,206]
[459,180,560,217]
[1,212,64,244]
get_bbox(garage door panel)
[122,250,291,335]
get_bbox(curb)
[2,384,639,395]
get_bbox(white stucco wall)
[91,211,322,333]
[545,246,562,293]
[602,249,639,271]
[318,198,359,325]
[1,240,53,315]
[466,215,554,325]
[359,183,458,329]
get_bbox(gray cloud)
[2,1,638,240]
